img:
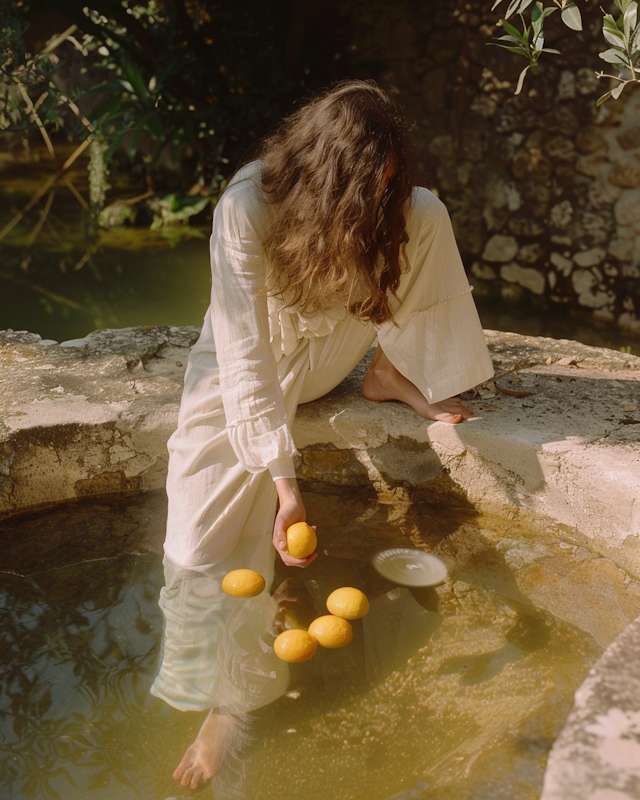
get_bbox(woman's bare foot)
[362,346,473,424]
[173,711,234,789]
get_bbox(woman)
[151,80,494,789]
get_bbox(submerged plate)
[372,548,448,587]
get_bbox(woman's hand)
[273,477,318,568]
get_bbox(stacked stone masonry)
[346,0,640,333]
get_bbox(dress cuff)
[268,456,297,481]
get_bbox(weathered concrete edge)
[1,324,639,573]
[540,612,640,800]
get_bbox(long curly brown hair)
[257,80,416,326]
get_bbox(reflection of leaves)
[1,552,168,798]
[36,687,53,717]
[86,767,111,790]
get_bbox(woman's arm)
[209,180,315,565]
[210,182,297,479]
[272,477,317,568]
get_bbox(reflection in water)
[0,492,612,800]
[0,555,168,800]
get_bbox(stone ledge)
[295,329,640,576]
[0,326,200,515]
[540,614,640,800]
[1,325,639,576]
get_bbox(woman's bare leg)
[362,346,473,424]
[173,710,234,789]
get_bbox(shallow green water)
[1,489,627,799]
[1,170,639,353]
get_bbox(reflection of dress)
[151,161,493,713]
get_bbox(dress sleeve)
[208,184,297,480]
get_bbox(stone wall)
[346,0,640,334]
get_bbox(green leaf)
[599,47,628,63]
[604,13,626,36]
[515,64,531,94]
[104,132,125,162]
[85,79,126,96]
[487,42,531,57]
[624,2,638,38]
[122,59,148,104]
[617,0,635,14]
[126,119,145,158]
[603,26,627,47]
[612,81,627,98]
[506,0,524,18]
[561,3,582,31]
[496,34,522,43]
[88,95,122,123]
[541,47,561,53]
[532,4,556,31]
[162,193,179,211]
[502,19,525,41]
[141,113,165,141]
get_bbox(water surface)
[1,489,627,799]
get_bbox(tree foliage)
[491,0,640,103]
[1,0,349,184]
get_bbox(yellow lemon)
[221,569,265,598]
[286,522,317,559]
[326,587,370,619]
[308,615,353,648]
[273,629,318,662]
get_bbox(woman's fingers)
[278,551,318,568]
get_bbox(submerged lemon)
[273,629,318,662]
[286,522,317,559]
[326,587,369,619]
[308,615,353,648]
[221,569,265,598]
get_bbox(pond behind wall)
[2,486,638,800]
[1,229,639,356]
[1,146,640,354]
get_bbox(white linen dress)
[150,161,494,713]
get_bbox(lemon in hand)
[326,587,369,619]
[308,615,353,648]
[274,629,318,662]
[221,569,265,597]
[286,522,317,559]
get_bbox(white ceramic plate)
[371,548,448,587]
